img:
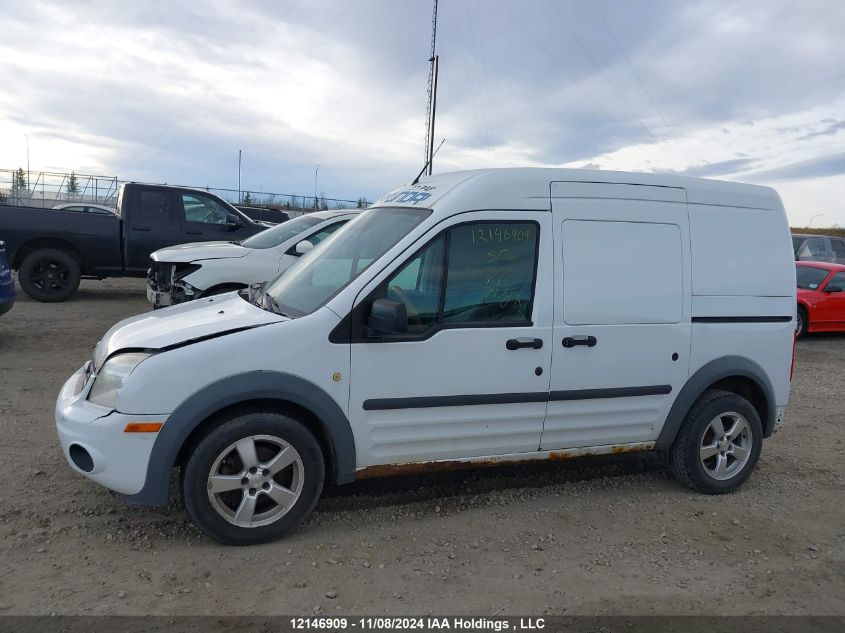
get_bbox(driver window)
[382,236,445,334]
[372,220,539,337]
[182,193,229,225]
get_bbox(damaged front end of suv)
[147,261,202,308]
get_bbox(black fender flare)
[656,356,777,450]
[122,371,356,506]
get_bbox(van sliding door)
[543,182,692,450]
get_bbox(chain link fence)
[0,169,368,214]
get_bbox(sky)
[0,0,843,226]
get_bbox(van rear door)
[542,182,691,450]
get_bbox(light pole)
[238,149,242,204]
[809,213,824,227]
[25,133,30,188]
[314,164,320,210]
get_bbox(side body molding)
[122,371,356,506]
[656,356,776,450]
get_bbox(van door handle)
[185,229,202,235]
[506,337,543,350]
[562,335,597,348]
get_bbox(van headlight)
[88,352,152,409]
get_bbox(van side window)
[442,223,537,323]
[384,236,445,333]
[375,221,538,337]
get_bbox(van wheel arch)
[657,357,776,452]
[120,371,356,508]
[175,398,337,484]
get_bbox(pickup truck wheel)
[181,412,325,545]
[18,248,81,302]
[669,390,762,494]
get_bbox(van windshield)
[265,207,430,317]
[240,215,324,249]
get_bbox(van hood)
[150,241,252,264]
[93,292,285,368]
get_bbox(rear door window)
[134,190,175,228]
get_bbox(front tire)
[18,248,81,302]
[181,411,325,545]
[669,390,763,494]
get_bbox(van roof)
[372,168,783,214]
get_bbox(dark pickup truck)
[0,183,269,302]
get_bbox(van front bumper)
[55,365,168,496]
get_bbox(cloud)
[746,152,845,181]
[0,0,842,227]
[680,157,759,177]
[797,119,845,140]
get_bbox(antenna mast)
[423,0,439,175]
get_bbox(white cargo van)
[55,169,796,544]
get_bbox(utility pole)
[238,149,242,203]
[423,0,439,174]
[25,133,30,188]
[314,164,320,210]
[809,213,824,227]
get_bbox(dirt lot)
[0,278,842,616]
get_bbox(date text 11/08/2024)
[290,618,547,631]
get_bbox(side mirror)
[367,298,408,334]
[225,213,241,229]
[824,285,842,293]
[295,240,314,255]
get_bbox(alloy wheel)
[206,434,304,528]
[699,412,753,481]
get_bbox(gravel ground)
[0,278,842,616]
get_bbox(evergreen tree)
[14,167,27,189]
[66,171,80,195]
[243,191,253,205]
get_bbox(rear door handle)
[506,337,544,350]
[562,335,597,348]
[185,229,202,235]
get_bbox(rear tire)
[181,411,325,545]
[796,306,808,338]
[18,248,81,302]
[669,390,762,494]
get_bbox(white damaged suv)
[56,168,796,545]
[147,209,359,308]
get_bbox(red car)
[796,261,845,336]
